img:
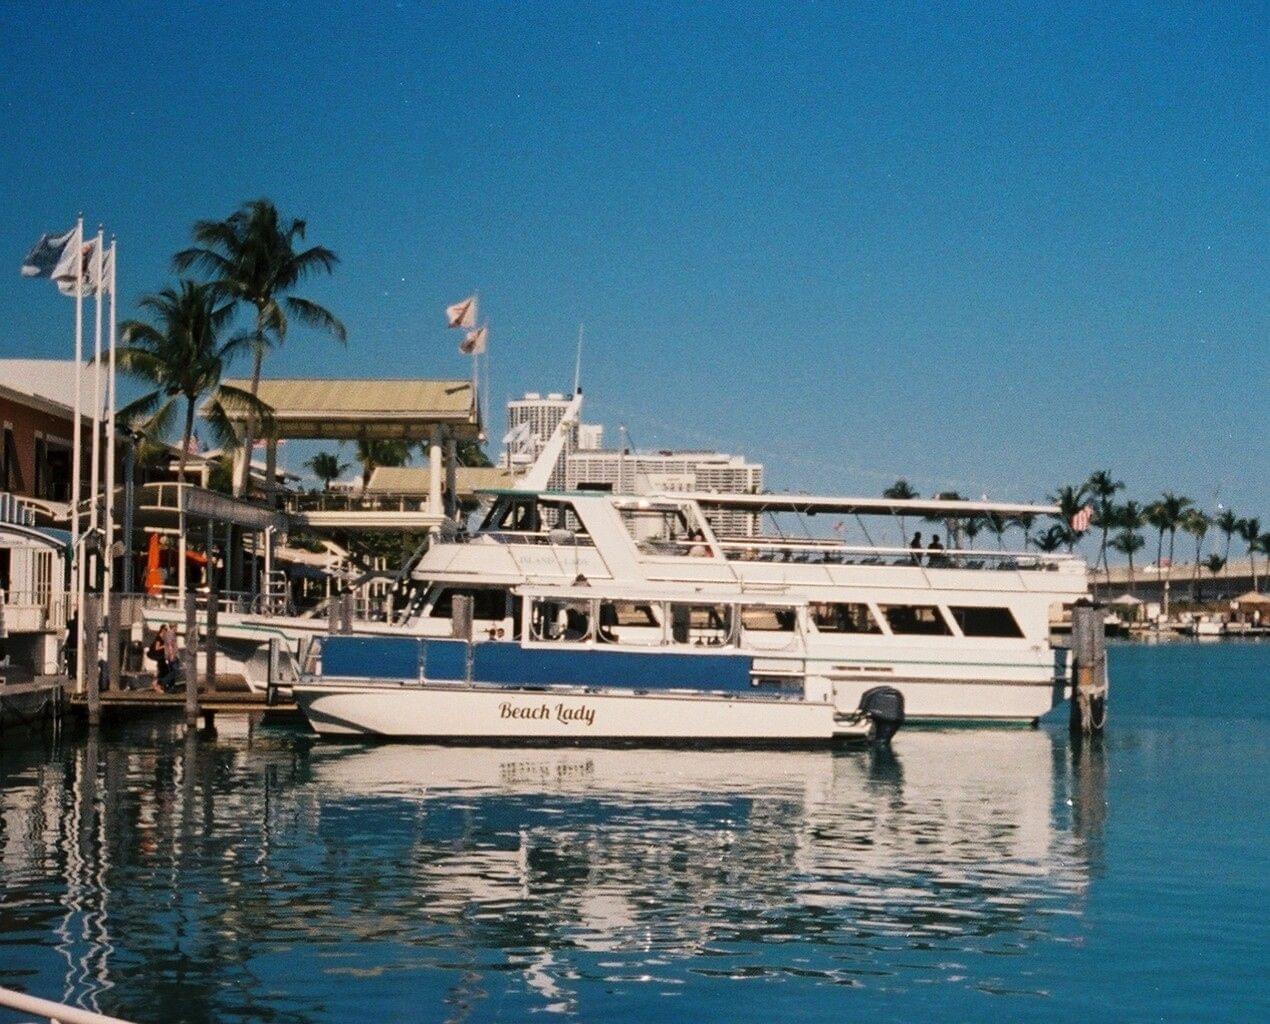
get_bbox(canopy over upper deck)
[476,488,1059,519]
[666,491,1059,518]
[220,377,481,441]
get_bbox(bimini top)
[477,488,1059,518]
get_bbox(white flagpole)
[70,216,85,693]
[103,237,118,597]
[88,228,104,590]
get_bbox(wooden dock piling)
[106,593,122,694]
[1069,602,1108,736]
[84,593,101,727]
[184,592,199,729]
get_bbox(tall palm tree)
[1156,492,1193,616]
[355,438,411,491]
[924,490,966,548]
[174,199,346,494]
[1049,484,1087,553]
[1215,508,1239,571]
[1109,529,1145,595]
[1085,470,1125,575]
[1239,517,1263,591]
[1203,554,1226,601]
[883,479,919,542]
[1145,501,1169,583]
[1253,534,1270,594]
[986,512,1009,549]
[305,451,347,491]
[1011,514,1035,550]
[117,281,271,484]
[1182,510,1211,604]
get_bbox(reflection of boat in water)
[0,724,1105,1019]
[306,731,1095,952]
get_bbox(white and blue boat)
[290,486,1088,743]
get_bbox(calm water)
[1,643,1266,1023]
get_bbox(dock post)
[452,594,475,686]
[84,593,102,727]
[266,637,280,706]
[184,592,199,730]
[205,530,219,695]
[1069,602,1108,736]
[328,593,338,634]
[106,592,122,693]
[341,592,354,634]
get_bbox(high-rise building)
[565,449,764,535]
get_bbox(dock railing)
[0,986,137,1024]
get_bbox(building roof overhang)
[219,378,481,441]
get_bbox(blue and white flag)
[21,227,77,279]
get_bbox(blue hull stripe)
[321,636,756,692]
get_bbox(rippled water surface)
[1,642,1266,1023]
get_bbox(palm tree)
[1145,501,1169,583]
[1216,508,1239,571]
[883,479,919,542]
[1109,529,1145,595]
[1238,518,1264,591]
[1204,554,1226,600]
[1182,509,1211,603]
[174,199,346,494]
[1035,524,1068,553]
[962,514,984,550]
[1253,534,1270,593]
[924,490,966,548]
[1010,514,1035,550]
[1156,492,1193,617]
[1085,470,1124,575]
[117,281,271,484]
[1049,484,1087,553]
[305,451,347,491]
[355,439,410,491]
[986,512,1009,549]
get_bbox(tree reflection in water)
[0,720,1104,1023]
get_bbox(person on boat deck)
[909,532,924,565]
[927,534,946,566]
[687,529,710,557]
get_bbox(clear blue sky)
[1,3,1265,522]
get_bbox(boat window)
[616,503,710,557]
[949,606,1024,638]
[597,601,663,645]
[880,604,952,636]
[530,599,592,642]
[669,603,732,646]
[429,587,506,621]
[739,605,797,632]
[809,602,882,634]
[494,497,540,533]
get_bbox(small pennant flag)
[1070,504,1092,533]
[459,325,487,355]
[446,295,477,329]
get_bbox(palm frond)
[215,384,276,433]
[285,296,347,342]
[173,246,234,278]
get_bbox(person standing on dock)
[147,625,178,693]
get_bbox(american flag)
[1070,504,1093,532]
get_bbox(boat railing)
[0,985,137,1024]
[459,529,597,548]
[715,538,1075,571]
[140,588,257,614]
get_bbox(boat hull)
[294,680,869,744]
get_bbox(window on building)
[949,606,1024,638]
[809,602,882,634]
[880,605,952,636]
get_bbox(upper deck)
[417,488,1087,599]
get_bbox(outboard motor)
[858,686,905,744]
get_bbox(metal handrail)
[0,986,137,1024]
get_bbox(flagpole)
[88,227,104,579]
[103,237,118,597]
[67,217,85,692]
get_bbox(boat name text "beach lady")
[499,701,595,727]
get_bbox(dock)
[68,687,303,726]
